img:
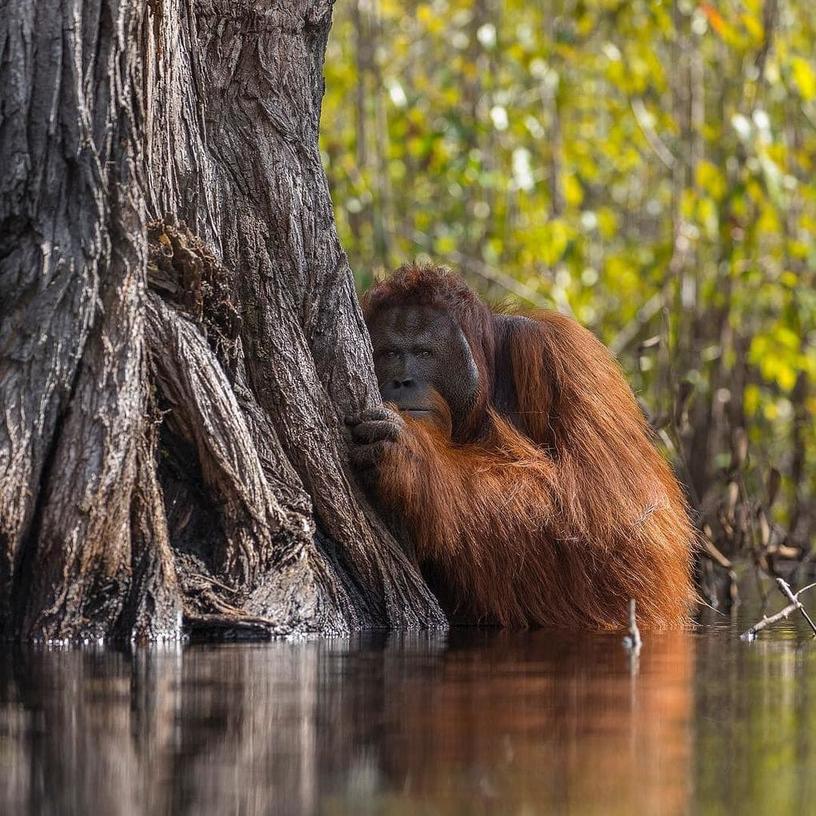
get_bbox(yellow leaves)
[604,43,666,95]
[776,326,802,351]
[513,218,574,267]
[604,58,627,91]
[755,203,780,236]
[763,401,782,422]
[799,212,816,235]
[750,329,803,393]
[575,10,596,38]
[680,188,697,221]
[379,0,405,18]
[791,56,816,101]
[744,384,761,416]
[604,255,638,294]
[416,4,445,35]
[433,234,457,254]
[542,219,570,266]
[563,173,584,208]
[696,160,726,201]
[406,136,424,158]
[507,43,526,64]
[597,208,618,239]
[702,4,767,51]
[698,197,719,239]
[390,159,407,182]
[439,87,461,108]
[745,179,764,204]
[762,357,798,393]
[740,13,764,46]
[687,163,726,237]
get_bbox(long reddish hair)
[364,264,696,629]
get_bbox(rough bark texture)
[0,0,445,641]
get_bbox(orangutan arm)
[346,405,467,555]
[348,407,566,626]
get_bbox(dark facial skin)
[367,305,479,431]
[346,305,480,472]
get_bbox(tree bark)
[0,0,445,641]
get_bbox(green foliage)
[321,0,816,551]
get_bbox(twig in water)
[740,580,816,641]
[775,578,816,636]
[623,599,642,653]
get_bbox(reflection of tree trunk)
[0,0,444,642]
[0,633,694,814]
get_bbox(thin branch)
[623,598,642,652]
[740,580,816,640]
[452,251,553,309]
[630,98,676,170]
[776,577,816,636]
[410,231,554,309]
[609,289,667,356]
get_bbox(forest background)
[321,0,816,589]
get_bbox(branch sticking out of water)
[623,599,642,653]
[740,580,816,641]
[775,578,816,636]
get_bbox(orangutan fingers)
[349,418,402,444]
[344,406,394,426]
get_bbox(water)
[1,604,814,815]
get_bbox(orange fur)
[364,265,696,630]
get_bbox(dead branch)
[740,580,816,640]
[775,577,816,636]
[623,599,643,652]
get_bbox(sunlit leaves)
[321,0,816,529]
[696,161,727,202]
[788,56,816,101]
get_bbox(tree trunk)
[0,0,445,642]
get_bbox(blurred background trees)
[321,0,816,588]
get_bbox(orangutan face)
[367,305,479,432]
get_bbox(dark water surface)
[1,604,815,815]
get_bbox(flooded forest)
[1,1,815,814]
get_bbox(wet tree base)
[0,2,445,644]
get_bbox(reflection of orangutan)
[347,264,696,629]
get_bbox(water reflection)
[0,620,814,815]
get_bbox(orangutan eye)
[416,348,433,358]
